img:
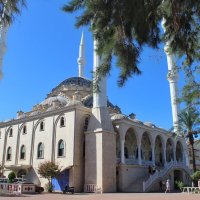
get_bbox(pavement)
[0,193,200,200]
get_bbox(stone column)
[151,144,155,165]
[120,139,125,164]
[138,143,142,165]
[163,145,167,166]
[173,147,176,162]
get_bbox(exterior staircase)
[143,161,191,192]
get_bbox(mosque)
[0,33,191,193]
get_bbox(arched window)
[20,145,26,159]
[58,140,65,157]
[84,117,90,131]
[9,128,13,137]
[23,125,27,134]
[40,121,44,131]
[60,116,65,127]
[7,147,12,161]
[37,143,44,158]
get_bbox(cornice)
[0,104,91,128]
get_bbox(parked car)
[0,178,8,183]
[35,185,44,193]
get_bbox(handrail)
[143,161,191,192]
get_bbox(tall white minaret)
[77,32,86,77]
[84,36,116,193]
[162,19,180,133]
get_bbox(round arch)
[154,135,164,167]
[141,132,152,161]
[124,128,137,159]
[176,141,184,162]
[166,138,174,162]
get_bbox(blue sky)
[0,0,184,130]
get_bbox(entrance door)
[174,170,183,189]
[52,169,69,191]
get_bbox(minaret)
[84,36,116,192]
[162,19,180,133]
[77,32,86,77]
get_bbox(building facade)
[0,35,191,193]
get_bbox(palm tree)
[177,107,200,172]
[63,0,200,86]
[0,0,26,79]
[0,0,26,25]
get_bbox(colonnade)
[116,125,186,167]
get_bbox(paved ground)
[0,193,199,200]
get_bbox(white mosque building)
[0,33,191,193]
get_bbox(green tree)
[0,0,26,25]
[38,161,61,192]
[63,0,200,86]
[8,171,16,183]
[0,0,26,79]
[177,107,200,172]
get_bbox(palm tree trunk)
[191,143,196,172]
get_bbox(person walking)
[165,179,171,193]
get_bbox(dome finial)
[77,32,86,77]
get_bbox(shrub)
[175,180,185,190]
[191,171,200,181]
[8,171,16,183]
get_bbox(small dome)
[29,110,41,116]
[111,114,127,121]
[133,119,144,124]
[46,106,57,112]
[144,122,156,128]
[82,95,121,113]
[40,95,69,106]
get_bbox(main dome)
[51,77,92,92]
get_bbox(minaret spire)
[162,19,180,133]
[77,32,86,77]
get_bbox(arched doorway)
[17,169,27,179]
[124,128,137,160]
[176,141,183,162]
[141,132,152,162]
[166,138,174,162]
[154,135,164,167]
[174,170,183,189]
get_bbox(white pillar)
[93,38,107,108]
[138,143,142,165]
[77,32,86,78]
[151,145,155,165]
[162,19,180,133]
[163,145,167,166]
[120,139,125,164]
